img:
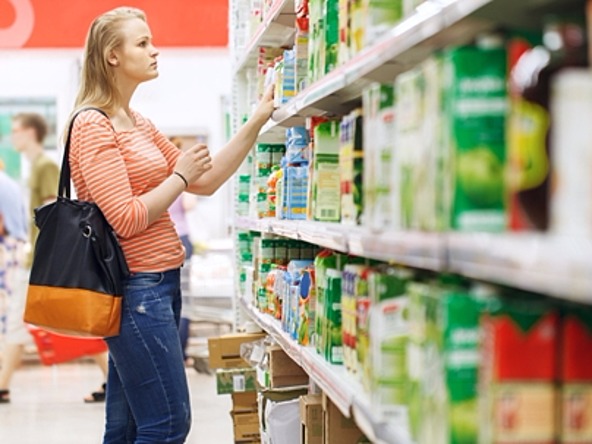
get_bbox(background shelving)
[238,292,414,444]
[230,0,591,442]
[236,217,592,303]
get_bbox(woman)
[69,7,273,443]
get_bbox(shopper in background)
[168,136,199,369]
[0,160,28,403]
[69,7,273,443]
[8,113,109,404]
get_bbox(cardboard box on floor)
[208,332,266,369]
[232,411,261,442]
[322,393,366,444]
[268,345,309,388]
[232,392,259,413]
[300,394,323,444]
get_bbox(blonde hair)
[74,7,147,114]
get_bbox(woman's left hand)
[252,85,275,127]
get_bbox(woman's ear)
[107,52,119,67]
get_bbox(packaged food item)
[479,297,560,444]
[311,121,341,222]
[286,126,310,165]
[362,83,397,230]
[324,269,344,364]
[560,305,592,444]
[314,250,346,354]
[406,278,497,444]
[282,165,309,220]
[297,266,315,346]
[364,0,403,46]
[324,0,339,74]
[340,109,364,225]
[281,50,296,104]
[307,0,325,84]
[349,0,365,56]
[550,70,592,238]
[338,0,350,65]
[443,36,508,232]
[341,264,369,374]
[508,16,587,231]
[368,267,412,427]
[396,66,424,230]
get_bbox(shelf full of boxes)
[227,0,592,443]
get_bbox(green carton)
[443,40,508,232]
[407,279,493,444]
[216,368,258,395]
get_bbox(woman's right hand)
[174,144,212,184]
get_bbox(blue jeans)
[103,269,191,444]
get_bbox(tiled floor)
[0,360,233,444]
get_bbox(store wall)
[0,47,233,241]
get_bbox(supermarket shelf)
[447,233,592,304]
[235,217,446,270]
[236,217,592,302]
[347,228,447,271]
[233,0,296,75]
[258,0,495,139]
[238,293,413,444]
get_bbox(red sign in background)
[0,0,228,48]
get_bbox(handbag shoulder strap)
[59,107,111,199]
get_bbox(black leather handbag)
[24,108,129,337]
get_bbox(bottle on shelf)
[508,14,588,231]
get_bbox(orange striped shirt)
[70,109,184,273]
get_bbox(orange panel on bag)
[25,285,122,337]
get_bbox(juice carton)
[341,264,369,374]
[340,109,364,226]
[443,38,508,232]
[324,269,344,365]
[295,30,309,92]
[297,267,315,346]
[396,66,424,230]
[355,267,373,381]
[283,165,309,220]
[364,0,403,47]
[407,278,491,444]
[349,0,365,56]
[362,83,397,230]
[312,121,341,222]
[338,0,351,65]
[307,0,325,84]
[368,266,412,427]
[479,297,560,444]
[282,49,297,104]
[324,0,339,74]
[422,55,449,231]
[560,305,592,444]
[406,281,446,444]
[314,250,346,354]
[286,126,310,165]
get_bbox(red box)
[560,308,592,444]
[28,327,107,365]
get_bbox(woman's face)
[112,18,159,84]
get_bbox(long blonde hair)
[74,7,146,115]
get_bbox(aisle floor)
[0,360,233,444]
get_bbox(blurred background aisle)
[0,360,232,444]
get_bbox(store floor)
[0,360,233,444]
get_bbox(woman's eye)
[139,41,147,47]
